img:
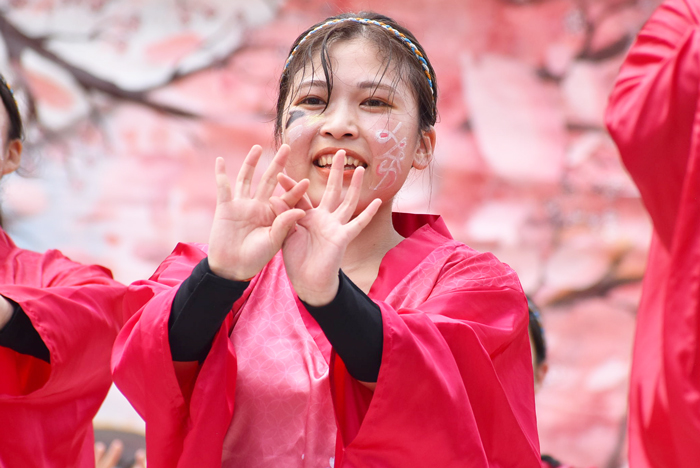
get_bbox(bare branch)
[0,12,200,118]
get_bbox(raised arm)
[167,145,309,362]
[605,0,700,247]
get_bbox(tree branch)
[0,13,200,118]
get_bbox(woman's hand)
[207,144,308,281]
[0,296,14,331]
[279,150,381,306]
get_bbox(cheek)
[283,114,323,146]
[369,119,412,191]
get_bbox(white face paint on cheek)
[371,121,408,191]
[284,113,324,145]
[287,125,304,143]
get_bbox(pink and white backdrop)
[0,0,662,466]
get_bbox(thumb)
[269,208,305,246]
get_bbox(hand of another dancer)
[278,150,381,306]
[95,440,146,468]
[95,440,122,468]
[207,145,308,281]
[0,296,13,330]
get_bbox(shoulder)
[147,242,208,282]
[434,240,522,292]
[6,244,118,287]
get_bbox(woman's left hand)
[278,150,381,306]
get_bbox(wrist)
[206,258,255,282]
[0,296,14,331]
[296,275,340,307]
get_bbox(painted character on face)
[373,122,409,191]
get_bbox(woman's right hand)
[207,144,308,281]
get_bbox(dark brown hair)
[0,74,23,143]
[527,297,547,366]
[274,12,438,144]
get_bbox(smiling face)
[280,37,435,211]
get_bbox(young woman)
[0,75,127,467]
[113,12,541,467]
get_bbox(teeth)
[344,156,362,167]
[315,153,366,168]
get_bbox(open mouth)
[313,154,368,171]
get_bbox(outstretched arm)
[605,0,700,247]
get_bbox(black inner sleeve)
[168,257,249,362]
[168,261,383,382]
[300,270,383,383]
[0,298,51,363]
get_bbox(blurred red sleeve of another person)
[606,1,700,467]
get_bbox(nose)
[319,102,358,140]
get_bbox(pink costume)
[113,213,541,467]
[0,228,125,467]
[606,0,700,466]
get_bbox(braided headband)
[284,17,435,101]
[0,74,18,107]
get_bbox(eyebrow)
[296,79,396,93]
[357,81,395,93]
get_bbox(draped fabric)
[0,228,126,467]
[606,1,700,466]
[113,213,540,467]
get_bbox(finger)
[335,165,365,223]
[269,208,306,246]
[345,198,382,240]
[99,440,124,468]
[278,178,311,210]
[133,449,147,468]
[278,173,313,210]
[234,145,263,199]
[255,144,290,201]
[214,157,233,205]
[94,442,106,465]
[269,196,290,217]
[319,150,345,210]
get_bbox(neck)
[341,200,402,278]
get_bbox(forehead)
[291,37,405,89]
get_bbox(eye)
[297,95,326,106]
[362,97,391,108]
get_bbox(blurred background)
[0,0,663,466]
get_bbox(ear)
[1,139,21,176]
[412,126,436,170]
[534,361,549,393]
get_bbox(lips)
[312,148,368,170]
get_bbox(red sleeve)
[112,243,241,468]
[606,1,700,466]
[330,251,541,467]
[605,0,700,248]
[0,249,124,398]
